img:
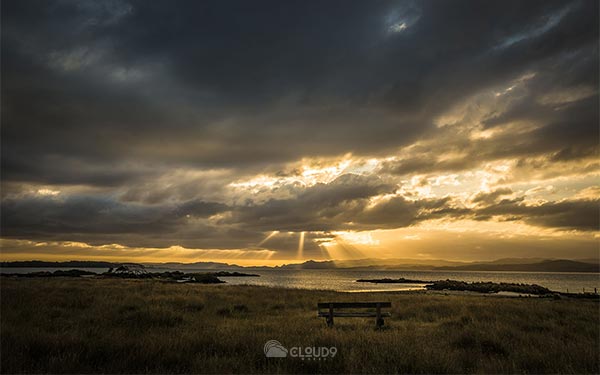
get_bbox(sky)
[1,0,599,265]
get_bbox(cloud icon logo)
[264,340,288,358]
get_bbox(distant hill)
[0,260,127,268]
[142,258,467,271]
[277,260,337,269]
[474,257,550,265]
[277,258,469,270]
[435,259,600,273]
[144,261,246,270]
[273,258,599,272]
[3,258,598,273]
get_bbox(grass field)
[1,277,598,374]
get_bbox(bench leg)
[327,304,334,327]
[376,303,384,328]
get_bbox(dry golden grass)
[1,277,598,373]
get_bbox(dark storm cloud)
[475,198,600,231]
[381,48,599,177]
[227,174,397,232]
[0,195,225,233]
[3,0,598,185]
[214,174,459,233]
[381,93,599,177]
[0,195,234,247]
[471,188,513,205]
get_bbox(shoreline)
[2,274,598,300]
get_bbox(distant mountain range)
[2,258,598,273]
[276,258,469,269]
[0,260,127,268]
[144,261,246,270]
[273,258,600,272]
[434,259,600,273]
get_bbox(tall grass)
[1,277,598,373]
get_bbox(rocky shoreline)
[357,278,599,298]
[0,265,260,284]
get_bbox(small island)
[357,277,430,284]
[357,278,554,295]
[1,265,260,284]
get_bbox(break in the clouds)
[1,0,598,263]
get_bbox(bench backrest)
[317,302,391,309]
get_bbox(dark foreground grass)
[1,277,598,374]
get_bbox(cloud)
[475,198,600,231]
[471,188,514,205]
[226,174,397,232]
[1,0,598,260]
[4,0,597,183]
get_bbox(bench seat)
[317,311,391,318]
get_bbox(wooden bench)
[317,302,391,328]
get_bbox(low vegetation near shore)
[357,278,553,295]
[1,278,598,374]
[1,268,259,283]
[357,278,600,298]
[426,279,551,295]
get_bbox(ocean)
[2,267,599,293]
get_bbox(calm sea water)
[219,269,600,293]
[2,267,598,293]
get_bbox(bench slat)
[318,312,391,318]
[317,302,391,308]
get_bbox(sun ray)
[318,244,334,263]
[258,231,279,246]
[297,231,305,259]
[329,237,367,260]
